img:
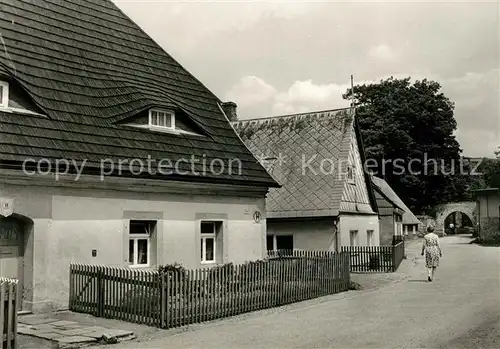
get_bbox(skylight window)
[149,109,175,130]
[0,81,9,108]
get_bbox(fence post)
[97,268,105,317]
[392,245,396,272]
[160,273,166,328]
[68,264,73,310]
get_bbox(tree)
[477,147,500,188]
[344,77,470,215]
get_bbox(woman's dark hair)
[427,226,435,233]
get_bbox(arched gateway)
[435,202,477,235]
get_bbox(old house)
[233,108,380,252]
[371,176,405,245]
[0,0,278,312]
[472,188,500,242]
[371,176,420,244]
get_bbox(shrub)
[369,254,380,270]
[119,286,161,316]
[158,263,189,298]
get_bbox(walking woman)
[421,227,442,281]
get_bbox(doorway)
[444,211,474,235]
[0,215,30,310]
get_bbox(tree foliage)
[473,147,500,189]
[344,77,471,215]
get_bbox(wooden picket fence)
[342,241,405,273]
[69,252,350,329]
[0,278,18,349]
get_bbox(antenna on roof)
[350,74,355,110]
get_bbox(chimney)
[221,101,238,121]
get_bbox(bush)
[158,263,190,298]
[158,262,187,277]
[369,254,380,270]
[120,286,161,316]
[239,259,269,283]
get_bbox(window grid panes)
[128,220,154,267]
[149,109,174,129]
[200,222,217,263]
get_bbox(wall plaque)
[253,211,262,223]
[0,198,14,217]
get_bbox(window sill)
[201,261,216,265]
[122,124,205,137]
[149,125,176,132]
[129,264,151,269]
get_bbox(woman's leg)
[431,267,436,279]
[427,267,433,280]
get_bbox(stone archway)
[435,202,477,235]
[0,213,34,311]
[443,211,474,234]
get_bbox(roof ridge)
[234,107,353,124]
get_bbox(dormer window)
[149,109,175,130]
[0,81,9,108]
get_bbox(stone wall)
[416,215,437,236]
[479,217,500,242]
[435,202,476,235]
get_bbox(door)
[0,217,24,310]
[0,246,19,278]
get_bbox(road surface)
[107,235,500,349]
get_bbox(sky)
[114,0,499,157]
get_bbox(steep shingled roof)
[0,0,278,187]
[371,176,421,225]
[232,108,377,218]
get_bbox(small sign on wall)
[253,211,262,223]
[0,198,14,217]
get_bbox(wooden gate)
[69,264,161,326]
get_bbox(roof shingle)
[371,176,421,225]
[232,108,355,217]
[0,0,277,187]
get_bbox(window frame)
[0,81,9,108]
[266,234,294,251]
[128,220,154,268]
[200,220,221,264]
[367,230,374,247]
[349,230,358,246]
[148,108,175,130]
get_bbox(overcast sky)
[114,0,499,157]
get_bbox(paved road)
[110,236,500,349]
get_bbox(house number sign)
[253,211,261,223]
[0,198,14,217]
